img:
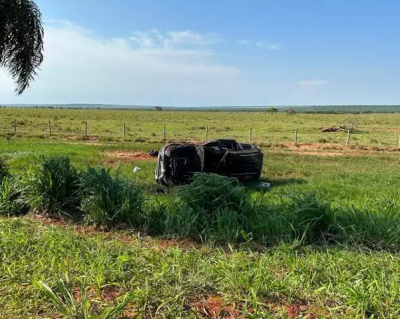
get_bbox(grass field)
[2,108,400,146]
[1,109,400,318]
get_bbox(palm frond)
[0,0,44,94]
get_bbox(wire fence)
[2,118,400,149]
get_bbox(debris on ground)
[133,166,141,173]
[259,182,271,188]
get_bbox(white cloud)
[238,40,281,50]
[267,43,281,50]
[0,22,240,105]
[130,29,222,49]
[1,21,332,106]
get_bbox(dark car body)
[155,139,263,185]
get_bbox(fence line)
[3,120,400,148]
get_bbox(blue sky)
[1,0,400,106]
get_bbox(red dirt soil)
[157,237,202,251]
[296,151,363,157]
[191,297,244,318]
[102,286,121,303]
[30,214,201,250]
[105,151,155,162]
[277,142,399,156]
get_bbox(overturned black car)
[155,139,263,186]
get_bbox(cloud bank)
[0,21,333,106]
[0,22,241,105]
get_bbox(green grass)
[1,108,400,146]
[2,109,400,317]
[80,166,144,228]
[2,217,400,318]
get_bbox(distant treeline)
[1,104,400,114]
[290,105,400,114]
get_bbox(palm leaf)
[0,0,44,94]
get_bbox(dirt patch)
[191,298,330,319]
[281,142,346,151]
[29,214,203,251]
[31,214,68,227]
[105,151,156,163]
[297,151,363,157]
[287,304,330,319]
[157,237,202,251]
[191,297,244,318]
[275,142,400,154]
[371,127,399,133]
[72,285,97,302]
[75,225,102,236]
[64,135,99,141]
[62,135,103,145]
[102,286,121,303]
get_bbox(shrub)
[25,156,81,218]
[80,167,143,228]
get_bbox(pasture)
[1,108,400,146]
[1,108,400,318]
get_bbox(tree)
[0,0,44,94]
[266,107,278,114]
[155,106,163,111]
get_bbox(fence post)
[163,124,166,142]
[123,123,126,138]
[14,119,16,135]
[84,121,88,139]
[205,126,208,140]
[294,129,298,146]
[48,120,52,136]
[249,127,253,143]
[346,130,350,146]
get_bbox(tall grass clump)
[0,156,28,216]
[25,156,81,217]
[332,199,400,250]
[283,194,333,244]
[80,167,143,228]
[165,173,335,244]
[165,174,250,241]
[0,156,11,182]
[0,176,29,216]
